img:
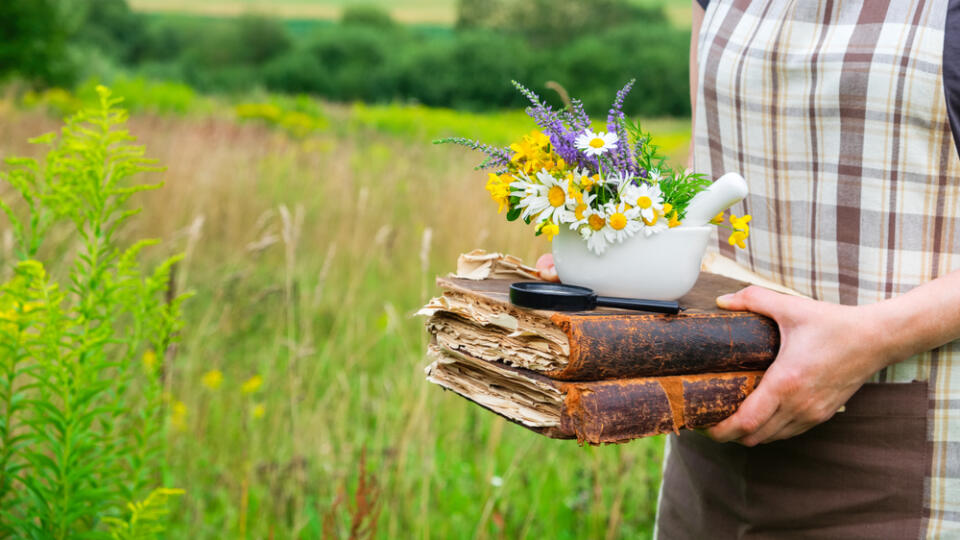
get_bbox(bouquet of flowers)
[439,81,750,255]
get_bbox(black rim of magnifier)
[509,282,596,311]
[509,282,681,314]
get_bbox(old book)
[420,272,780,381]
[425,343,763,444]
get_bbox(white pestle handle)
[681,172,749,227]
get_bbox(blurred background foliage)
[0,0,694,537]
[0,0,692,116]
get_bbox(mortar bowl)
[551,225,713,301]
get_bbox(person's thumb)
[716,286,785,319]
[535,253,559,282]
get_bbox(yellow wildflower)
[667,210,682,228]
[202,369,223,391]
[710,212,725,225]
[730,213,752,233]
[171,400,187,432]
[662,203,673,215]
[251,403,265,419]
[242,375,263,394]
[486,173,512,213]
[540,222,560,241]
[728,230,749,249]
[142,350,158,372]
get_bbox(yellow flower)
[728,230,749,249]
[667,210,682,228]
[540,222,560,241]
[486,173,512,213]
[251,403,265,419]
[242,375,263,394]
[662,203,673,215]
[171,400,187,431]
[580,174,598,190]
[202,369,223,390]
[730,213,752,232]
[710,212,725,225]
[142,350,158,372]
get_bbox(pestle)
[680,172,749,227]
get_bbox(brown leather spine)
[558,371,763,444]
[549,312,778,380]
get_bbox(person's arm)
[535,1,707,281]
[708,270,960,446]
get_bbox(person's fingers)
[737,409,791,447]
[535,253,559,282]
[706,383,780,442]
[762,420,816,444]
[716,286,789,320]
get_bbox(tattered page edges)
[453,249,542,281]
[417,289,569,373]
[425,344,562,428]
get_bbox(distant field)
[128,0,693,26]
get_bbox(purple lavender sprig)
[511,80,596,171]
[607,79,637,176]
[434,137,512,170]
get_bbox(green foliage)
[0,86,185,537]
[457,0,667,47]
[341,4,397,29]
[235,95,330,138]
[105,488,185,540]
[0,0,80,86]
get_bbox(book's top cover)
[427,273,780,380]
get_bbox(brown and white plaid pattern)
[694,1,960,536]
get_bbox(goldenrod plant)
[0,86,187,538]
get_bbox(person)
[537,0,960,536]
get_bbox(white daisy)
[621,181,664,223]
[642,215,669,237]
[606,170,634,190]
[512,169,574,225]
[603,202,642,244]
[576,205,615,255]
[568,190,597,229]
[574,130,619,157]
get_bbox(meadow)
[0,90,690,537]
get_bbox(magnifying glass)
[509,282,681,314]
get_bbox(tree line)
[0,0,693,116]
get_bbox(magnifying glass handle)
[595,296,681,314]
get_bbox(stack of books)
[420,251,782,444]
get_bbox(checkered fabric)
[692,1,960,536]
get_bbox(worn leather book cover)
[426,344,763,444]
[421,272,779,381]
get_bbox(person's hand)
[536,253,561,282]
[706,286,895,446]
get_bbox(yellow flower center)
[643,215,659,226]
[588,214,606,231]
[610,213,628,231]
[548,186,566,207]
[589,137,605,148]
[575,204,587,220]
[636,196,653,209]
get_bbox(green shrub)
[398,31,532,110]
[553,23,691,116]
[341,4,397,30]
[0,86,186,536]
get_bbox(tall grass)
[0,98,690,538]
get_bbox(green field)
[128,0,693,26]
[1,89,691,537]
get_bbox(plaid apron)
[657,1,960,537]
